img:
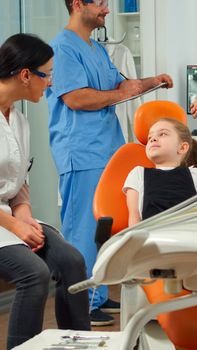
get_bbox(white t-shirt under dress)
[123,166,197,219]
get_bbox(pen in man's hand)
[120,72,128,80]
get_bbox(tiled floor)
[0,285,121,349]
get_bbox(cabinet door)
[0,0,20,44]
[113,0,157,100]
[22,0,69,228]
[113,0,141,77]
[0,0,22,111]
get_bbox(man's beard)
[82,12,106,29]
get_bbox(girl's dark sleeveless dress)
[142,167,196,220]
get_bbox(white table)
[12,329,123,350]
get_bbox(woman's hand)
[22,216,43,232]
[20,216,45,252]
[12,218,45,251]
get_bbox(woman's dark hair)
[0,33,54,79]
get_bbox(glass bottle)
[131,25,140,55]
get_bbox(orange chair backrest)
[134,100,187,144]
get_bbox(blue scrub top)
[46,29,125,175]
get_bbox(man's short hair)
[65,0,86,14]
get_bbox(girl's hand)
[190,99,197,119]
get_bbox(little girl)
[123,118,197,227]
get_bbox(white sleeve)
[122,166,144,194]
[9,183,30,209]
[189,167,197,192]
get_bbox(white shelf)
[117,12,140,17]
[114,0,141,77]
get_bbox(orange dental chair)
[69,101,197,350]
[92,100,197,350]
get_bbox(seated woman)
[0,33,90,350]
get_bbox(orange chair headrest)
[134,100,187,145]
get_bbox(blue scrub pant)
[59,168,108,310]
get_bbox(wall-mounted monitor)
[187,65,197,114]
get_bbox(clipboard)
[110,82,167,106]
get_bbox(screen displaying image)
[187,65,197,114]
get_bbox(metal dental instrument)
[61,334,110,340]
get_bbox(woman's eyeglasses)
[10,68,53,82]
[30,69,53,82]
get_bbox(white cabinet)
[113,0,157,100]
[21,0,69,228]
[115,13,140,57]
[105,0,157,86]
[0,0,20,44]
[114,12,141,77]
[106,0,141,77]
[0,0,22,111]
[21,0,68,42]
[114,2,140,56]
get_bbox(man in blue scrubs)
[46,0,173,326]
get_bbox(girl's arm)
[126,188,141,227]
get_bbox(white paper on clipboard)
[110,82,167,106]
